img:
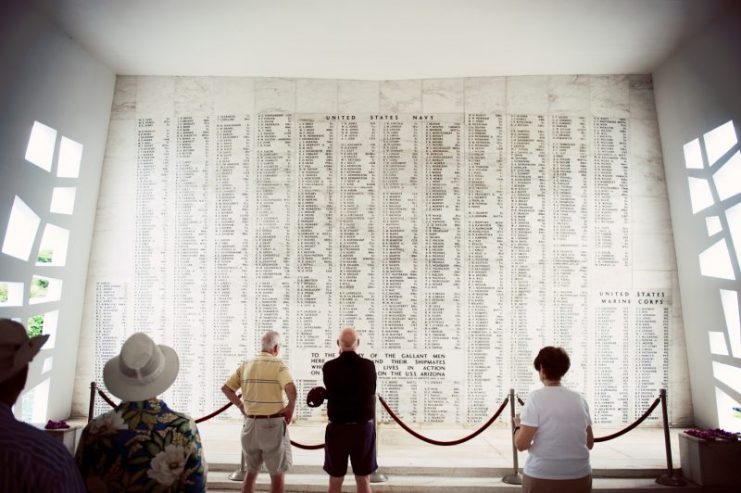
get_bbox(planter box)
[679,432,741,487]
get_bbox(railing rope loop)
[89,382,687,487]
[378,395,508,446]
[90,383,325,449]
[594,397,660,442]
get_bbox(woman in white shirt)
[513,346,594,493]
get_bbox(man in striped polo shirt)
[222,330,297,493]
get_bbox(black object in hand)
[306,386,327,408]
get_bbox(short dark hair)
[533,346,570,381]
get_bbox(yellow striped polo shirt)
[224,352,294,415]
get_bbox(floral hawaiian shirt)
[76,399,207,493]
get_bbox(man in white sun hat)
[0,318,86,492]
[76,332,207,492]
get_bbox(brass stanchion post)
[88,381,97,422]
[371,394,388,483]
[502,389,522,485]
[655,389,686,486]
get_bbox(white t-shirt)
[520,385,592,479]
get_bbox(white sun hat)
[103,332,179,402]
[0,318,49,384]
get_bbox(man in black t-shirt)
[322,327,377,493]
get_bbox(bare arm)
[514,425,538,451]
[221,384,245,415]
[586,425,594,450]
[282,382,297,424]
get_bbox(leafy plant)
[27,314,44,338]
[30,278,49,299]
[0,283,8,303]
[37,249,53,264]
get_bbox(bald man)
[322,328,377,493]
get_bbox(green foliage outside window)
[37,249,53,264]
[0,283,8,303]
[30,278,49,299]
[27,315,44,338]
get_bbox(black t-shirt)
[323,351,377,423]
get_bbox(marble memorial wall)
[74,76,691,425]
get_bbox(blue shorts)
[323,421,378,477]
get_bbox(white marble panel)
[255,78,296,113]
[81,74,688,426]
[591,75,630,117]
[111,76,136,120]
[633,232,676,271]
[669,290,692,425]
[72,349,94,415]
[98,164,134,209]
[630,118,667,197]
[212,77,255,115]
[103,119,136,160]
[548,75,590,114]
[338,80,380,113]
[88,214,134,264]
[632,195,673,235]
[464,77,505,113]
[87,173,135,273]
[506,76,548,114]
[632,270,673,290]
[590,269,632,289]
[380,80,422,113]
[671,270,683,313]
[136,77,175,115]
[296,78,338,113]
[422,78,464,113]
[174,77,214,115]
[629,75,657,121]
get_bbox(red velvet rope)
[379,395,509,446]
[195,402,233,423]
[594,397,661,442]
[97,389,118,408]
[94,386,324,449]
[96,385,659,449]
[514,392,661,443]
[290,440,325,450]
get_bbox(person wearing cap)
[322,327,377,493]
[76,332,206,492]
[221,330,297,493]
[0,318,86,492]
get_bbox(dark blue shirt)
[0,402,85,493]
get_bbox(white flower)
[88,411,127,435]
[147,444,188,486]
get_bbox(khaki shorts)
[241,416,292,475]
[522,473,592,493]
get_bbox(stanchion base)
[502,473,522,485]
[228,469,245,482]
[370,470,388,483]
[655,472,687,487]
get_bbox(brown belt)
[246,413,284,419]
